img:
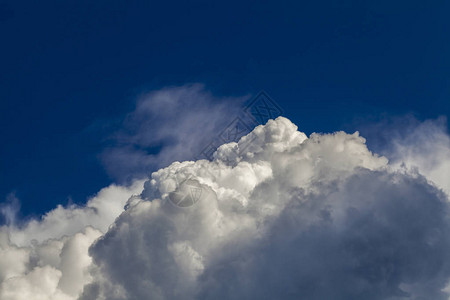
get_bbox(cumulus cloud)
[82,117,450,300]
[7,181,144,247]
[2,111,450,299]
[0,181,143,300]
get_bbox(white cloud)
[0,182,143,300]
[0,227,101,300]
[388,117,450,195]
[2,103,450,299]
[101,83,249,182]
[7,181,144,247]
[81,117,450,300]
[357,115,450,195]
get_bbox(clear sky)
[1,0,449,218]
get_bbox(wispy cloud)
[0,193,20,226]
[101,84,248,182]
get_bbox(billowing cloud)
[7,181,144,247]
[0,182,143,300]
[1,112,450,300]
[83,117,450,300]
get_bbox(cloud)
[0,227,101,300]
[1,104,450,299]
[388,117,450,195]
[358,115,450,195]
[81,117,450,300]
[101,84,248,182]
[7,181,144,247]
[0,182,143,300]
[0,193,20,226]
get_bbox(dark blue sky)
[1,0,449,218]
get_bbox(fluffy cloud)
[0,227,101,300]
[2,115,450,300]
[0,182,143,300]
[82,117,450,300]
[7,181,144,247]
